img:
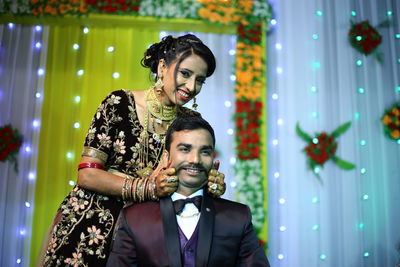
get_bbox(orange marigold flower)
[390,130,400,139]
[392,107,400,116]
[238,0,253,14]
[237,70,253,84]
[382,115,391,125]
[253,58,262,70]
[44,5,57,15]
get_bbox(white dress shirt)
[170,189,203,240]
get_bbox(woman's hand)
[151,151,179,198]
[207,160,226,198]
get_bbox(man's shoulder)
[211,197,250,213]
[122,201,160,218]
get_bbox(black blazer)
[106,193,270,267]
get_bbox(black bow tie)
[173,196,202,215]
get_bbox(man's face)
[168,128,214,195]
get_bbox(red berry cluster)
[235,100,262,160]
[348,21,382,55]
[0,125,23,162]
[237,23,262,44]
[304,132,337,165]
[85,0,140,13]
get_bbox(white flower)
[87,226,105,245]
[107,94,121,105]
[98,133,112,147]
[113,139,126,154]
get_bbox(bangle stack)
[121,176,159,202]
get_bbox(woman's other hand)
[207,160,226,198]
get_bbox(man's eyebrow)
[177,143,192,147]
[201,145,214,150]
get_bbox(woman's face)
[160,54,208,107]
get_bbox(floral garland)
[235,159,265,230]
[381,103,400,141]
[296,122,355,181]
[235,100,262,159]
[0,124,23,172]
[1,0,272,238]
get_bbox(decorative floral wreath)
[348,20,390,62]
[0,124,23,172]
[296,122,355,181]
[381,103,400,141]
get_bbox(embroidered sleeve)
[83,90,127,163]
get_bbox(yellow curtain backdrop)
[30,25,159,265]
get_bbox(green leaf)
[296,122,313,142]
[331,121,352,138]
[377,19,391,28]
[331,156,356,170]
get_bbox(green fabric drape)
[30,25,159,265]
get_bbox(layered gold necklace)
[136,87,178,178]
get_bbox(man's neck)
[176,187,198,197]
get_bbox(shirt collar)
[171,189,204,202]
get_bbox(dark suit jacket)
[106,193,270,267]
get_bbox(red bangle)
[78,163,104,171]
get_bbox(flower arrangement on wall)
[0,124,23,172]
[348,20,390,62]
[381,103,400,141]
[296,122,355,182]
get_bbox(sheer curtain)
[0,24,48,267]
[268,0,400,266]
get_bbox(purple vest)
[178,224,200,267]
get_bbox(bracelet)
[78,162,104,171]
[121,175,133,202]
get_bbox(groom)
[107,115,269,267]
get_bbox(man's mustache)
[176,163,206,173]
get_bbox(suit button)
[187,248,194,253]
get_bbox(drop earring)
[192,96,198,110]
[154,72,163,95]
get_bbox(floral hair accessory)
[296,121,355,182]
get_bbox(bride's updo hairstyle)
[141,34,216,80]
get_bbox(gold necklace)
[145,87,177,123]
[136,88,176,179]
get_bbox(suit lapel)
[196,193,215,267]
[160,197,182,267]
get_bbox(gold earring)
[192,96,198,110]
[154,72,163,95]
